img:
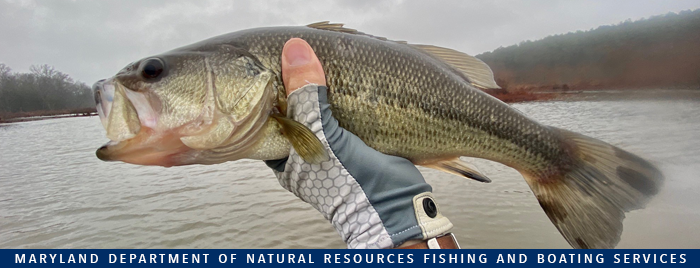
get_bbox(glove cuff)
[412,192,453,240]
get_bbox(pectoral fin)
[271,114,328,164]
[420,158,491,183]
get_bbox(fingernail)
[284,39,311,66]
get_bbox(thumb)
[281,38,326,96]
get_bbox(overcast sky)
[1,0,699,85]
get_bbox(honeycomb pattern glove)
[265,84,453,249]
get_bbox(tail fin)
[522,127,663,249]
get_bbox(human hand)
[265,38,454,249]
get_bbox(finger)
[281,38,326,96]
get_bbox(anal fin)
[420,158,491,183]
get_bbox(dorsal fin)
[306,21,360,34]
[411,44,500,89]
[306,22,499,89]
[306,21,407,44]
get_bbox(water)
[1,90,699,249]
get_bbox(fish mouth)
[93,79,113,130]
[95,127,192,167]
[92,68,277,166]
[93,79,193,166]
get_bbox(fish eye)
[141,58,164,79]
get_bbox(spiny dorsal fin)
[420,158,491,183]
[306,21,408,44]
[307,21,360,34]
[411,44,500,89]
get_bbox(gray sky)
[1,0,699,85]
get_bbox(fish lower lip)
[96,142,114,161]
[94,128,193,167]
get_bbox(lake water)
[1,90,699,249]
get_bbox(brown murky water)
[1,90,699,248]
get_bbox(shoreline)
[2,88,696,124]
[0,108,97,124]
[485,86,699,103]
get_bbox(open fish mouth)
[93,79,192,167]
[93,79,113,130]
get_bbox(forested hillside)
[477,9,700,92]
[0,64,94,121]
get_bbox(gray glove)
[265,84,453,249]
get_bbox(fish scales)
[93,23,663,249]
[224,27,564,175]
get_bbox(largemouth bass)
[93,22,662,249]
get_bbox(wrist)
[397,239,423,248]
[396,233,461,249]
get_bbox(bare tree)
[0,63,94,114]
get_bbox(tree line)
[0,63,94,115]
[476,9,700,91]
